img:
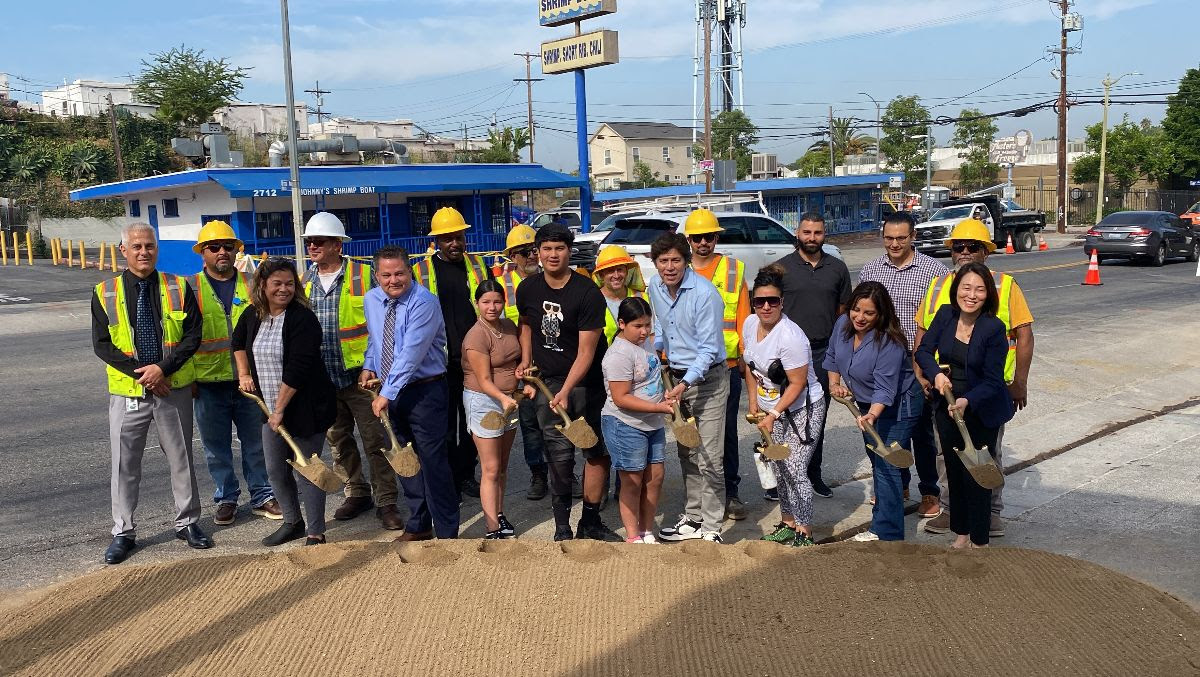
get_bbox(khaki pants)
[676,365,729,535]
[326,383,397,506]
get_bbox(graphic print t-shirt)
[601,335,666,432]
[516,272,607,386]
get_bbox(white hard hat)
[302,212,350,242]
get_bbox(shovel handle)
[522,373,573,428]
[660,368,689,423]
[832,393,889,451]
[940,384,980,454]
[239,390,306,466]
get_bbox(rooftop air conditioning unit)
[751,153,778,177]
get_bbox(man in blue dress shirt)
[647,232,730,543]
[361,245,459,540]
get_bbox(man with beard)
[775,212,852,498]
[189,221,280,526]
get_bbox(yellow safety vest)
[189,271,251,383]
[918,271,1017,382]
[94,273,196,397]
[413,253,489,315]
[602,289,647,344]
[304,257,371,370]
[500,270,524,324]
[699,255,745,360]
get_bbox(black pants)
[445,362,479,492]
[934,406,998,545]
[533,375,607,528]
[807,344,832,482]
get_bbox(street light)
[858,92,881,174]
[1095,71,1139,225]
[907,128,933,210]
[279,0,305,268]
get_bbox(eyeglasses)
[204,243,237,253]
[882,235,911,244]
[951,242,985,254]
[510,247,534,258]
[688,233,717,244]
[751,296,782,309]
[305,238,332,248]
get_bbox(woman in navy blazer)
[915,262,1014,548]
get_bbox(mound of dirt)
[2,540,1197,676]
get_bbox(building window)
[632,147,640,161]
[489,195,510,233]
[604,149,612,165]
[686,146,693,159]
[129,199,140,218]
[255,211,289,240]
[162,198,179,218]
[355,208,379,235]
[662,146,670,162]
[409,197,460,237]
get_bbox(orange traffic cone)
[1005,232,1015,254]
[1082,249,1102,286]
[1038,233,1049,251]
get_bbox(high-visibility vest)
[696,255,745,360]
[500,270,524,324]
[918,271,1017,382]
[602,289,647,344]
[94,273,196,397]
[189,271,251,383]
[303,257,371,370]
[413,253,489,315]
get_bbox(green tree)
[134,45,250,127]
[879,95,931,191]
[807,117,874,168]
[696,110,760,179]
[1072,116,1170,207]
[1161,65,1200,188]
[478,126,530,163]
[56,140,115,185]
[125,138,171,177]
[786,149,832,177]
[952,108,1000,191]
[630,159,670,188]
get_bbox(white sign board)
[888,176,903,189]
[539,0,617,27]
[989,129,1033,165]
[541,30,619,75]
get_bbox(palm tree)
[66,143,102,184]
[808,117,876,159]
[480,127,531,163]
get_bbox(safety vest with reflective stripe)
[697,255,745,360]
[918,271,1017,383]
[413,253,489,314]
[602,289,647,344]
[94,273,196,397]
[500,270,524,324]
[189,271,252,383]
[303,258,371,370]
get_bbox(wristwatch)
[768,408,783,419]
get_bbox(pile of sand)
[2,540,1197,676]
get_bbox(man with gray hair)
[91,223,209,564]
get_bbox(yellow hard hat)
[430,207,471,236]
[505,224,536,253]
[683,208,723,235]
[193,220,243,254]
[944,219,996,253]
[592,245,645,291]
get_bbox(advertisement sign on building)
[539,0,617,27]
[540,30,620,75]
[989,129,1033,165]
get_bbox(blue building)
[70,163,585,275]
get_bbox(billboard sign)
[539,0,617,27]
[989,129,1033,165]
[540,30,619,75]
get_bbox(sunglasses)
[951,242,985,254]
[510,247,534,258]
[204,243,237,253]
[305,238,333,248]
[752,296,782,309]
[688,233,717,243]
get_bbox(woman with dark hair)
[823,281,915,541]
[742,264,827,547]
[462,278,522,539]
[915,261,1014,548]
[233,258,337,546]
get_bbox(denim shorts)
[464,388,516,439]
[601,415,665,472]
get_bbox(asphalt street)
[1,241,1197,597]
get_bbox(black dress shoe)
[104,535,137,564]
[176,523,214,549]
[811,478,833,498]
[262,521,306,547]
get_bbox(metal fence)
[950,186,1200,224]
[255,232,509,263]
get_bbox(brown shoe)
[923,510,951,534]
[252,498,283,520]
[917,495,943,519]
[377,504,404,530]
[334,495,374,521]
[213,502,237,526]
[394,530,433,542]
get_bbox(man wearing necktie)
[90,223,209,564]
[360,246,459,540]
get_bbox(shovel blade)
[762,442,791,461]
[480,411,508,431]
[966,456,1005,490]
[869,443,915,469]
[557,419,598,449]
[383,443,421,478]
[672,418,701,448]
[288,456,348,494]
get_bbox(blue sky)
[3,0,1196,172]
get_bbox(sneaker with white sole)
[659,516,703,542]
[701,532,723,544]
[640,533,658,544]
[851,531,880,542]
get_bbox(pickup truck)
[914,195,1046,255]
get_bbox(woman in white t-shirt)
[741,264,827,547]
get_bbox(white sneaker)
[701,532,723,544]
[659,516,703,542]
[639,534,658,544]
[851,531,880,542]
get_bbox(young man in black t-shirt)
[516,224,619,542]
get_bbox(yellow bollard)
[110,243,119,272]
[51,238,58,265]
[66,239,74,267]
[25,230,33,265]
[1,231,7,265]
[12,232,19,266]
[98,242,106,271]
[79,240,86,270]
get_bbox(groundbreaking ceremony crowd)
[91,204,1034,564]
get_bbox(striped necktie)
[379,297,398,378]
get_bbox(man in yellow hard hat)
[190,220,280,526]
[592,244,646,345]
[684,208,752,521]
[914,217,1034,539]
[413,206,495,498]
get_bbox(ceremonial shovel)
[360,380,421,478]
[745,412,791,460]
[938,381,1005,490]
[480,390,523,432]
[521,367,598,448]
[660,368,701,448]
[831,387,914,469]
[240,391,348,493]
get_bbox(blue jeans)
[194,381,273,506]
[722,365,742,498]
[858,396,918,541]
[602,415,666,472]
[390,376,460,538]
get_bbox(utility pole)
[828,106,836,176]
[925,125,932,205]
[106,94,125,181]
[1095,71,1138,225]
[1055,0,1070,233]
[703,2,713,193]
[303,81,331,129]
[279,0,306,269]
[514,53,543,164]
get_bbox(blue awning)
[71,164,587,201]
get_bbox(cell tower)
[692,0,746,172]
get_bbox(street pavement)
[1,238,1197,609]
